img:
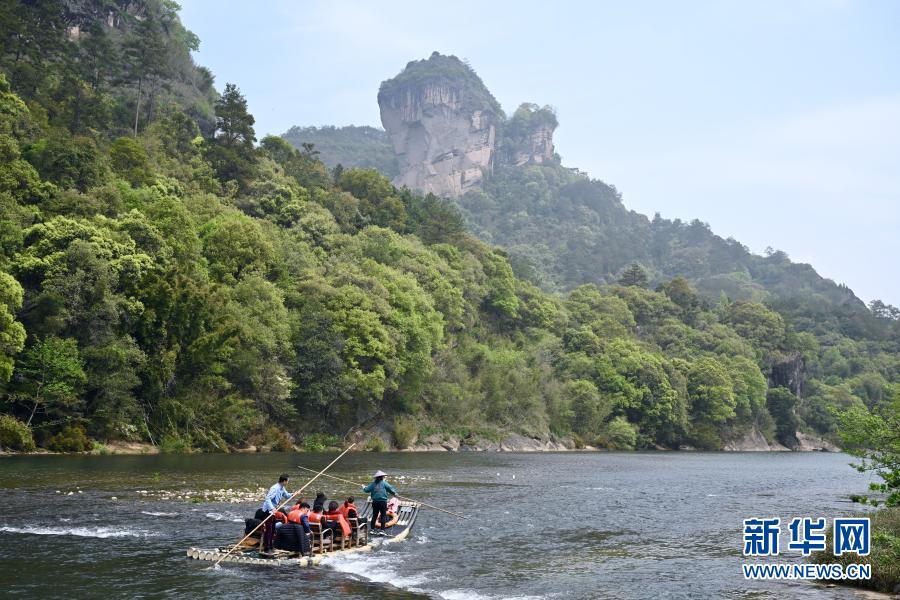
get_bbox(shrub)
[572,433,585,450]
[159,433,194,454]
[811,508,900,593]
[365,437,387,452]
[46,424,92,452]
[299,433,340,452]
[600,417,637,450]
[0,414,36,452]
[689,421,723,450]
[266,426,294,452]
[392,417,417,449]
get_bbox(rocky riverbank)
[2,430,840,455]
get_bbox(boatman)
[260,473,293,553]
[362,470,397,530]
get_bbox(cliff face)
[379,80,498,197]
[378,53,556,198]
[503,103,558,167]
[512,123,555,166]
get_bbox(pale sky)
[180,0,900,306]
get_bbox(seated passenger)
[312,491,327,513]
[287,501,312,534]
[340,496,359,520]
[324,500,351,539]
[307,504,324,524]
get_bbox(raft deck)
[187,500,419,566]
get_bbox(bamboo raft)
[187,499,420,567]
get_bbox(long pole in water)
[211,443,356,567]
[295,464,468,520]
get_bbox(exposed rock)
[770,352,804,397]
[378,53,557,198]
[723,426,790,451]
[502,103,559,166]
[408,432,573,452]
[379,53,501,198]
[795,431,840,452]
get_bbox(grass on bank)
[811,507,900,593]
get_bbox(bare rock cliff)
[379,80,497,197]
[378,53,557,198]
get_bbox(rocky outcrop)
[379,53,502,198]
[378,53,557,198]
[512,123,555,166]
[503,103,558,166]
[770,352,804,396]
[723,426,790,451]
[795,431,840,452]
[409,432,573,452]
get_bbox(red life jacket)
[272,510,288,523]
[308,511,323,524]
[324,510,352,537]
[287,507,309,524]
[340,502,358,520]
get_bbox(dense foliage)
[838,389,900,506]
[1,2,897,455]
[282,126,399,179]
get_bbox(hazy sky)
[180,0,900,306]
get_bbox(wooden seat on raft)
[348,516,368,546]
[308,521,333,553]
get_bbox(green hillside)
[0,2,897,456]
[282,125,398,178]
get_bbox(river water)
[0,451,879,599]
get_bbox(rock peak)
[378,53,556,198]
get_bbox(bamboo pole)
[295,464,468,520]
[211,443,356,567]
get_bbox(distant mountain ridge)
[283,52,871,321]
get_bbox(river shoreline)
[1,438,841,456]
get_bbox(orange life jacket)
[324,510,352,537]
[308,511,323,524]
[287,507,309,524]
[340,502,359,520]
[272,510,288,523]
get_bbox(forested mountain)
[282,125,398,179]
[0,3,897,455]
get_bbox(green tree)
[215,83,256,151]
[199,212,274,282]
[727,301,786,360]
[24,134,106,191]
[687,356,736,426]
[566,379,610,439]
[109,136,152,186]
[0,272,27,382]
[208,83,257,188]
[766,386,799,447]
[837,391,900,506]
[603,415,637,450]
[12,336,86,426]
[122,11,168,135]
[618,263,648,287]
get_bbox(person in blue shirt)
[260,473,293,553]
[362,470,397,531]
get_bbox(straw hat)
[373,470,387,478]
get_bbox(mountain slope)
[1,9,897,456]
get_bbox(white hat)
[373,470,387,478]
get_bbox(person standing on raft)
[362,470,397,530]
[260,474,293,553]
